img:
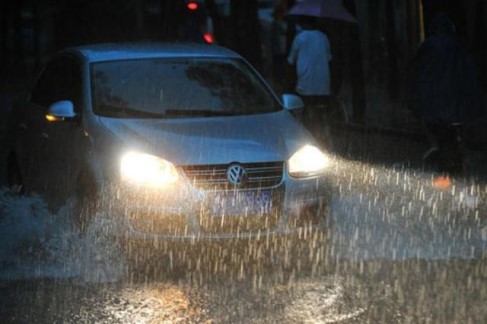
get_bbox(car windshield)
[91,57,280,118]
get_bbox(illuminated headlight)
[120,151,179,187]
[288,145,329,177]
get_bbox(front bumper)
[107,175,332,240]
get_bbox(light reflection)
[0,151,486,322]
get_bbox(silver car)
[6,43,332,240]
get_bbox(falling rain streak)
[1,158,486,322]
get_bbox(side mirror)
[46,100,76,122]
[281,94,304,110]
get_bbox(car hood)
[99,111,317,165]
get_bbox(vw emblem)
[227,164,247,185]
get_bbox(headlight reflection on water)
[0,155,486,322]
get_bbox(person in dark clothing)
[407,13,484,175]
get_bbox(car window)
[30,56,82,112]
[90,57,280,118]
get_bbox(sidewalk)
[329,82,487,180]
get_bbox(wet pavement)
[0,154,486,322]
[1,257,486,323]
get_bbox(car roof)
[63,42,242,63]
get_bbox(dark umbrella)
[287,0,357,23]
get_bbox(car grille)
[179,162,284,190]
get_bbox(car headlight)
[120,151,179,187]
[288,145,329,177]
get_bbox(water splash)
[0,189,126,282]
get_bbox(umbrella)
[287,0,357,23]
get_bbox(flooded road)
[1,158,486,323]
[1,258,486,322]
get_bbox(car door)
[13,59,65,195]
[37,56,86,208]
[15,55,84,208]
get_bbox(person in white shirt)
[287,16,333,142]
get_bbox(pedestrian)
[287,16,333,141]
[407,12,484,175]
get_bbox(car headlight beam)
[288,145,329,177]
[120,151,179,187]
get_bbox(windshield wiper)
[164,109,242,117]
[99,105,165,118]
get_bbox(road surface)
[0,158,486,323]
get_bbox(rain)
[1,153,486,322]
[1,0,487,323]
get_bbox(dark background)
[1,0,487,143]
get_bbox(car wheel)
[73,169,100,234]
[7,153,24,195]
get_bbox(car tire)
[73,168,100,234]
[7,153,24,195]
